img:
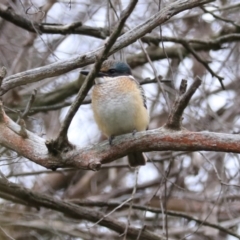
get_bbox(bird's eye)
[109,69,116,74]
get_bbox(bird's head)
[81,60,132,78]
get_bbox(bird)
[81,59,149,167]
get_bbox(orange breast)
[92,76,149,137]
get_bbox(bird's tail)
[128,152,147,167]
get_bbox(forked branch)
[165,77,202,130]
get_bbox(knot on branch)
[45,139,74,156]
[89,161,102,171]
[165,77,202,130]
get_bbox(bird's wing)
[129,76,147,109]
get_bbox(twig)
[138,39,171,110]
[0,100,5,122]
[16,89,37,123]
[200,152,240,188]
[20,89,37,118]
[201,6,240,28]
[89,198,133,228]
[0,66,7,87]
[123,168,139,239]
[165,77,202,130]
[182,188,222,240]
[48,0,139,152]
[0,226,15,240]
[180,41,225,89]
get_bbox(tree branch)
[69,199,240,239]
[0,178,163,240]
[179,40,225,89]
[165,77,202,130]
[0,66,7,87]
[0,3,109,39]
[1,104,240,171]
[0,177,239,239]
[129,33,240,68]
[0,0,214,96]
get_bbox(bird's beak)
[80,70,107,77]
[80,70,89,76]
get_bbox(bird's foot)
[108,135,115,145]
[132,129,137,136]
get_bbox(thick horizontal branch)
[1,104,240,171]
[0,0,214,95]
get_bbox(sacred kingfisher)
[81,60,149,167]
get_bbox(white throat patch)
[95,75,134,85]
[95,77,106,84]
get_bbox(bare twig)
[180,41,225,89]
[0,66,7,87]
[16,89,37,123]
[201,6,240,28]
[20,89,37,118]
[0,226,15,240]
[138,39,170,110]
[165,77,202,130]
[123,168,139,239]
[90,198,133,228]
[142,34,226,89]
[0,100,5,122]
